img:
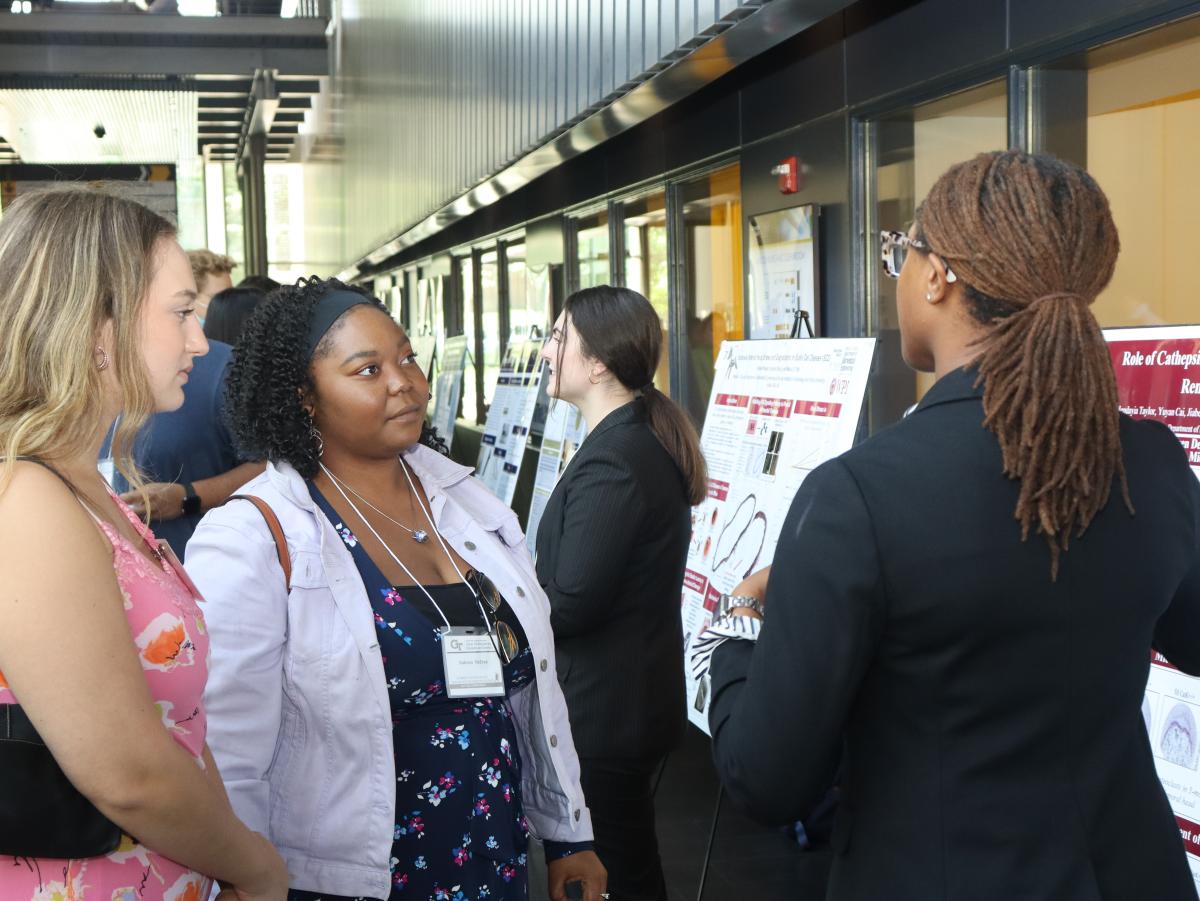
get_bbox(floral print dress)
[294,486,588,901]
[0,486,212,901]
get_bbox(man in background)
[108,252,263,554]
[189,249,236,322]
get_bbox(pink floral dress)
[0,489,213,901]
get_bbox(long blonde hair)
[0,188,177,492]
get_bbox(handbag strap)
[227,494,292,591]
[3,704,43,745]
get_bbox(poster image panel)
[430,335,469,451]
[410,334,438,381]
[682,337,876,734]
[1107,324,1200,891]
[475,336,546,506]
[526,398,588,556]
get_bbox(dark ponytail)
[917,150,1130,579]
[562,286,708,505]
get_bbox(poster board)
[526,398,589,555]
[1106,325,1200,890]
[475,336,545,506]
[682,338,875,733]
[410,334,438,381]
[430,335,468,450]
[747,205,818,340]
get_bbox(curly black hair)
[226,276,448,479]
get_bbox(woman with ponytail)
[536,285,706,901]
[698,151,1200,900]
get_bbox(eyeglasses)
[880,230,958,283]
[468,570,520,664]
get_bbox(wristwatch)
[718,592,765,619]
[180,480,202,517]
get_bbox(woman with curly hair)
[696,151,1200,900]
[186,278,606,901]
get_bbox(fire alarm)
[770,156,800,194]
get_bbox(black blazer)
[536,399,690,760]
[710,367,1200,901]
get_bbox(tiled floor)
[530,727,831,901]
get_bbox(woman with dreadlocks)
[692,150,1200,900]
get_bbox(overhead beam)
[0,15,327,77]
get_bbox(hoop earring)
[308,418,324,457]
[94,346,110,372]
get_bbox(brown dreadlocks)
[916,150,1131,579]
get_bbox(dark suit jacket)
[536,399,690,760]
[710,367,1200,901]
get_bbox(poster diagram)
[475,336,545,506]
[747,206,817,340]
[526,398,589,555]
[1107,325,1200,890]
[430,335,468,451]
[682,337,876,733]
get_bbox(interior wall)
[334,0,764,265]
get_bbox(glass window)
[868,79,1008,421]
[505,240,552,340]
[678,163,744,425]
[1035,17,1200,328]
[573,207,611,289]
[459,254,481,424]
[479,249,502,409]
[221,161,245,285]
[621,190,670,393]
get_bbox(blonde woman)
[0,190,288,900]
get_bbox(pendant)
[412,529,430,543]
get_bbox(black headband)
[304,290,373,360]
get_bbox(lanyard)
[320,458,496,635]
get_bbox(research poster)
[430,335,468,450]
[475,337,545,506]
[747,206,817,340]
[1107,325,1200,889]
[682,337,876,733]
[410,334,438,380]
[525,398,589,555]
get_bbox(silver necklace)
[319,461,430,543]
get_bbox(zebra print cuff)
[689,614,762,683]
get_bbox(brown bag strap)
[227,494,291,591]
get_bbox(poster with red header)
[681,338,876,733]
[1106,325,1200,890]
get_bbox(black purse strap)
[9,455,73,488]
[2,704,44,745]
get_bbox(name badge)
[441,627,505,698]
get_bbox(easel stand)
[789,308,815,339]
[696,785,724,901]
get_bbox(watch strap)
[720,593,765,618]
[180,480,201,517]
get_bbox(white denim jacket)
[186,446,593,899]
